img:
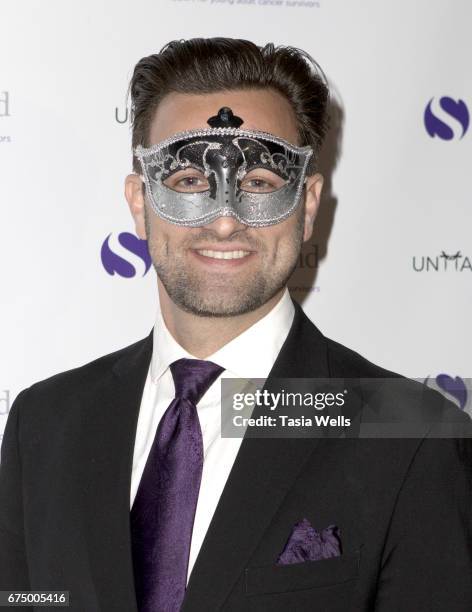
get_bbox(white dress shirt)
[130,287,295,583]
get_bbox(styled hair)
[128,37,330,174]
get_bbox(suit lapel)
[181,299,332,611]
[79,332,153,611]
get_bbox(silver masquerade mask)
[134,107,313,227]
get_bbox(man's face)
[126,89,323,317]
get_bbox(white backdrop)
[1,0,471,438]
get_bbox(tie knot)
[169,358,225,405]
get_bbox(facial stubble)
[144,202,306,317]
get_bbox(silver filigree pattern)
[134,127,313,228]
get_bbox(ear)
[302,173,324,242]
[124,174,147,239]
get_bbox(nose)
[202,213,248,239]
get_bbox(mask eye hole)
[163,168,210,193]
[240,168,287,194]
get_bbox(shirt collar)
[151,287,295,383]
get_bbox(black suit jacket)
[1,299,471,611]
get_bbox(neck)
[157,280,286,359]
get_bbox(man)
[0,38,471,612]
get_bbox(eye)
[243,178,274,192]
[240,169,287,193]
[163,169,209,193]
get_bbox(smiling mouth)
[194,249,252,260]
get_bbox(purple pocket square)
[276,518,342,566]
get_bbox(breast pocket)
[245,550,360,596]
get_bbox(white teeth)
[196,249,251,260]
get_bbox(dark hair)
[128,37,330,174]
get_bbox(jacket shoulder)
[325,335,400,379]
[20,333,151,401]
[323,335,470,425]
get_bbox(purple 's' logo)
[424,97,469,140]
[101,232,152,278]
[424,374,468,410]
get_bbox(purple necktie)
[130,357,225,612]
